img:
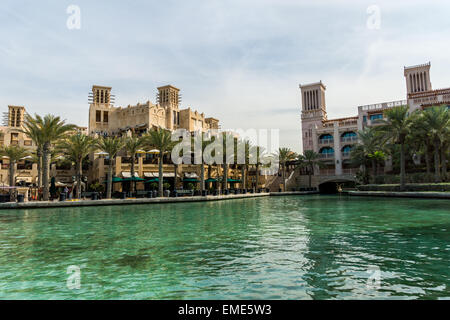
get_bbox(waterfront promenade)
[0,191,319,210]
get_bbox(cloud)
[0,0,450,153]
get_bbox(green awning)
[144,178,159,183]
[183,178,199,182]
[103,177,124,183]
[227,179,241,183]
[122,177,145,182]
[205,178,218,182]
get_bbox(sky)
[1,0,450,153]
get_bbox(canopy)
[122,176,145,182]
[227,179,241,183]
[144,178,159,183]
[144,172,175,178]
[121,172,139,178]
[184,172,199,179]
[103,177,124,183]
[183,178,199,182]
[205,178,218,182]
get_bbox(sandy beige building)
[88,84,219,137]
[294,61,449,190]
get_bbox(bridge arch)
[318,177,357,194]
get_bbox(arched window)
[341,131,357,138]
[319,147,334,154]
[319,134,333,144]
[342,145,353,153]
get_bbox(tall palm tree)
[221,133,236,192]
[145,128,175,197]
[20,114,44,188]
[376,106,413,190]
[124,136,146,193]
[96,136,125,199]
[277,147,296,191]
[198,134,214,193]
[24,115,76,200]
[420,105,450,182]
[241,140,251,190]
[0,145,29,201]
[297,150,321,188]
[351,127,384,180]
[408,114,434,177]
[249,145,264,190]
[58,134,95,198]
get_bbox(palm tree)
[376,106,413,190]
[24,115,76,200]
[20,114,44,188]
[420,105,450,182]
[297,150,321,188]
[124,136,146,193]
[232,139,248,190]
[248,145,264,190]
[0,145,29,201]
[221,133,236,193]
[96,136,125,199]
[58,134,95,198]
[199,135,214,193]
[277,147,296,191]
[351,127,384,181]
[408,114,434,177]
[145,128,175,197]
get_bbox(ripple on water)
[0,195,449,299]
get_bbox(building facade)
[299,62,449,185]
[88,84,219,137]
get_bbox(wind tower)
[157,85,181,130]
[88,85,115,135]
[300,81,327,151]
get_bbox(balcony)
[318,138,334,145]
[319,169,336,176]
[342,168,359,175]
[342,152,351,159]
[319,153,334,159]
[341,136,358,143]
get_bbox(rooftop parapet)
[358,99,407,112]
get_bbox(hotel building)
[298,62,449,187]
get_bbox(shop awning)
[122,172,139,178]
[205,178,218,182]
[184,172,199,179]
[144,172,175,178]
[227,179,241,183]
[183,178,199,182]
[122,176,145,182]
[103,177,124,183]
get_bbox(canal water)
[0,195,448,299]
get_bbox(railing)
[358,100,407,112]
[319,169,336,175]
[341,136,358,143]
[319,153,334,159]
[342,168,359,175]
[319,138,334,145]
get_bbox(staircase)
[266,175,283,192]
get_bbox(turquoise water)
[0,195,449,299]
